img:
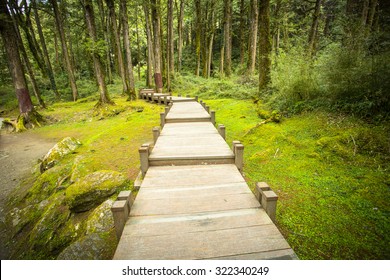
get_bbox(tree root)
[2,110,44,132]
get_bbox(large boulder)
[86,199,114,234]
[65,170,128,213]
[41,137,81,172]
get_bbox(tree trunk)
[143,1,155,88]
[32,0,59,99]
[308,0,323,56]
[83,0,112,106]
[97,0,113,84]
[223,0,232,77]
[105,0,130,97]
[207,0,216,79]
[177,0,184,72]
[239,0,246,66]
[120,0,136,100]
[258,0,271,92]
[151,0,163,92]
[167,0,175,91]
[247,0,258,75]
[135,5,141,81]
[0,0,42,131]
[194,0,201,76]
[50,0,78,101]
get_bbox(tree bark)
[308,0,323,56]
[151,0,163,92]
[247,0,258,75]
[239,0,246,66]
[105,0,130,97]
[167,0,175,91]
[120,0,136,100]
[143,1,155,88]
[82,0,112,106]
[0,0,42,131]
[50,0,78,101]
[32,0,59,99]
[177,0,184,72]
[258,0,271,92]
[194,0,201,76]
[223,0,232,77]
[97,0,113,84]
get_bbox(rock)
[65,170,128,213]
[70,155,93,183]
[57,231,117,260]
[86,199,114,234]
[41,137,81,172]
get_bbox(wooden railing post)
[117,190,133,213]
[153,127,160,144]
[218,124,226,140]
[232,140,241,154]
[205,105,210,113]
[195,96,199,102]
[111,200,129,239]
[210,110,216,125]
[255,182,278,222]
[235,143,244,172]
[160,112,165,127]
[139,146,149,176]
[164,96,168,105]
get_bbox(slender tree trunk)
[258,0,271,92]
[83,0,112,105]
[135,5,141,81]
[202,3,208,78]
[151,0,163,92]
[32,0,59,99]
[50,0,78,101]
[247,0,258,75]
[239,0,246,66]
[10,8,45,108]
[223,0,232,77]
[207,2,215,79]
[367,0,378,32]
[97,0,113,84]
[308,0,323,56]
[120,0,136,100]
[194,0,201,76]
[177,0,184,72]
[143,1,155,88]
[167,0,175,89]
[0,0,42,131]
[105,0,130,97]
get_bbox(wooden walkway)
[113,92,297,260]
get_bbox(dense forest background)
[1,0,389,124]
[0,0,389,260]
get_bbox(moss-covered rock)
[40,137,81,172]
[57,230,117,260]
[65,170,128,213]
[86,199,114,234]
[70,155,94,183]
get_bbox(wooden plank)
[161,122,218,136]
[208,249,299,260]
[114,224,291,260]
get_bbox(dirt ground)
[0,131,56,259]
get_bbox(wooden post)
[210,110,216,125]
[232,140,241,154]
[117,190,132,213]
[111,200,129,239]
[205,105,210,113]
[178,94,181,97]
[235,143,244,172]
[218,124,226,140]
[139,146,149,176]
[153,126,160,144]
[195,96,199,102]
[151,92,154,102]
[158,96,161,105]
[160,112,165,127]
[165,106,170,115]
[186,95,190,98]
[164,96,168,105]
[200,100,204,107]
[254,182,271,202]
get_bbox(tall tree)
[143,1,155,88]
[206,0,216,78]
[50,0,78,101]
[167,0,175,91]
[82,0,112,106]
[308,0,323,56]
[239,0,246,66]
[223,0,232,77]
[105,0,131,97]
[97,0,113,84]
[194,0,201,76]
[151,0,163,92]
[258,0,271,92]
[0,0,42,131]
[177,0,185,72]
[247,0,258,74]
[120,0,136,100]
[32,0,59,99]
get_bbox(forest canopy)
[0,0,389,125]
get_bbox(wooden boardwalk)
[113,93,297,260]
